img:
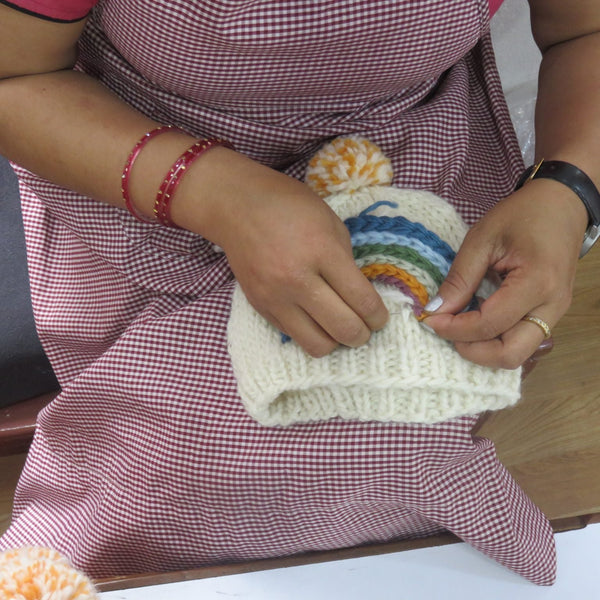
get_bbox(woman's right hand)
[173,147,389,357]
[0,0,387,357]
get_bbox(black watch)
[516,159,600,257]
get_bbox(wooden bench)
[0,393,56,456]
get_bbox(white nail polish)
[424,295,443,312]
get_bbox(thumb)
[425,231,492,315]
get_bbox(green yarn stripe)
[353,243,444,286]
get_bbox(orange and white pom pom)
[306,136,393,197]
[0,546,97,600]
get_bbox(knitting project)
[227,137,521,426]
[0,546,98,600]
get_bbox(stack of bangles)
[121,124,234,227]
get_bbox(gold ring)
[521,315,552,339]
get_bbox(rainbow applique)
[345,200,456,319]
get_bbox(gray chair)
[0,155,58,453]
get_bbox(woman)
[0,0,597,581]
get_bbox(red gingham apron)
[1,0,555,585]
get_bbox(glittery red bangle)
[154,138,233,228]
[121,125,180,223]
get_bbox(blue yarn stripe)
[345,214,456,262]
[350,231,452,274]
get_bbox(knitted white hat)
[227,137,521,426]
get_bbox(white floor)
[101,524,600,600]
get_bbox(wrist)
[166,145,244,240]
[516,159,599,255]
[124,130,236,237]
[525,177,589,230]
[170,149,329,252]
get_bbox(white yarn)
[229,283,520,426]
[227,186,522,427]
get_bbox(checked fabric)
[1,0,555,586]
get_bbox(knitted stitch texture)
[228,138,521,426]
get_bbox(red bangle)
[122,125,180,223]
[154,138,233,228]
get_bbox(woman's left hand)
[422,177,588,369]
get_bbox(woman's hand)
[422,178,588,369]
[174,148,389,357]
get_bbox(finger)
[425,226,493,315]
[521,337,554,379]
[424,267,552,343]
[271,304,339,358]
[321,262,389,333]
[453,313,554,369]
[529,335,554,359]
[300,276,376,348]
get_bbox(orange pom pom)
[306,136,393,197]
[0,547,97,600]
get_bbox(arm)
[0,5,388,357]
[0,5,195,212]
[423,0,600,368]
[529,0,600,181]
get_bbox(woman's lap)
[1,171,554,585]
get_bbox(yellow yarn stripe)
[360,263,430,306]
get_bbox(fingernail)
[424,295,443,312]
[420,322,435,335]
